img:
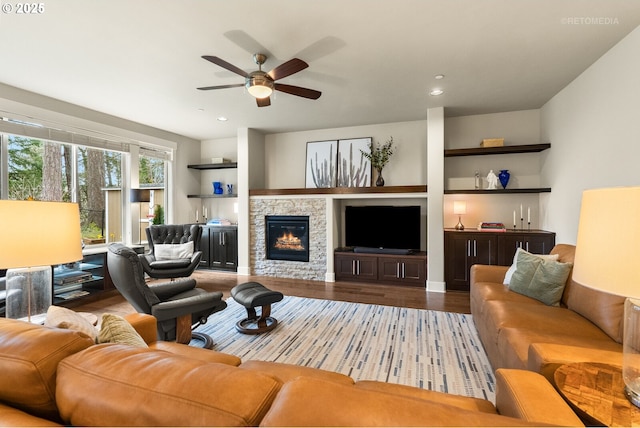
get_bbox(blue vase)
[213,182,223,194]
[498,170,510,189]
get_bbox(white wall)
[264,120,427,189]
[541,26,640,244]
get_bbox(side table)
[554,362,640,426]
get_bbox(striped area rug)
[194,296,495,402]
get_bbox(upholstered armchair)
[107,243,226,347]
[139,224,202,279]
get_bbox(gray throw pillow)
[509,250,573,306]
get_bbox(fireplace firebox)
[265,215,310,262]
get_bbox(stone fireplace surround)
[250,197,327,281]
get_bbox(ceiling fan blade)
[268,58,309,81]
[202,56,249,78]
[197,83,244,91]
[256,97,271,107]
[275,83,322,100]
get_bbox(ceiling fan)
[197,53,322,107]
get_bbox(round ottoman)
[230,282,284,334]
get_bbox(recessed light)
[435,74,445,80]
[217,116,228,122]
[429,89,444,96]
[198,108,205,112]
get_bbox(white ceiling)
[1,0,639,141]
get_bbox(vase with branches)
[360,137,395,186]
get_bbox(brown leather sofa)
[0,313,583,426]
[471,244,625,380]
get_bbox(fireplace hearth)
[266,215,310,262]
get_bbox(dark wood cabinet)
[444,229,555,291]
[335,252,378,281]
[444,232,498,291]
[335,251,427,287]
[200,225,238,271]
[496,232,556,265]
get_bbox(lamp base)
[5,266,52,323]
[455,216,465,230]
[625,385,640,408]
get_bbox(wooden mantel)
[249,185,427,196]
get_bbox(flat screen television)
[344,205,421,252]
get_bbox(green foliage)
[152,205,164,225]
[361,136,395,171]
[140,156,165,186]
[81,222,103,239]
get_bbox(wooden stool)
[231,282,283,334]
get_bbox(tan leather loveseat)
[471,244,625,380]
[0,312,583,426]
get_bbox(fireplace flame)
[274,231,305,251]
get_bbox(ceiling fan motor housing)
[246,71,274,98]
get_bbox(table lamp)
[453,201,466,230]
[573,186,640,406]
[0,200,82,322]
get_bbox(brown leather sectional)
[0,309,584,426]
[471,244,625,381]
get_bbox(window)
[77,147,122,243]
[139,154,166,228]
[8,135,71,202]
[6,134,123,244]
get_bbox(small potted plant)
[361,136,395,186]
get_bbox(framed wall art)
[337,137,371,187]
[305,140,337,188]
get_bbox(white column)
[427,107,446,292]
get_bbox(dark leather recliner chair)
[107,243,226,347]
[140,224,202,279]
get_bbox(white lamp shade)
[573,186,640,298]
[453,201,467,215]
[0,200,83,268]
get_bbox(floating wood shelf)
[187,194,237,199]
[444,143,551,157]
[187,162,238,170]
[249,185,427,196]
[444,188,551,194]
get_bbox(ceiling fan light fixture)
[246,73,274,99]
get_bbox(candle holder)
[528,221,531,230]
[520,218,524,231]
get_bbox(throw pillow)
[508,250,573,306]
[503,248,559,285]
[154,241,194,261]
[45,305,98,341]
[97,313,148,347]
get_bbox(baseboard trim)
[427,280,446,293]
[325,272,335,282]
[237,266,251,276]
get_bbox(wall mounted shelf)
[187,194,237,199]
[445,188,551,195]
[249,185,427,197]
[187,162,237,170]
[444,143,551,157]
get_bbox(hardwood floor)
[71,270,471,320]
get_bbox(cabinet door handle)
[352,260,356,275]
[526,241,529,251]
[402,262,406,278]
[474,240,477,257]
[356,260,360,275]
[467,240,471,257]
[396,263,400,278]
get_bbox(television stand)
[334,250,427,287]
